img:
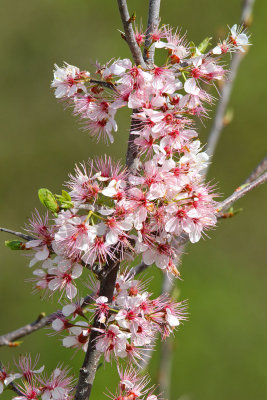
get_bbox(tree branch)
[216,171,267,216]
[117,0,146,68]
[206,0,256,169]
[143,0,161,64]
[74,260,120,400]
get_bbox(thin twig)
[206,0,256,169]
[0,296,93,347]
[0,227,33,242]
[243,155,267,184]
[143,0,161,64]
[89,79,116,91]
[216,171,267,216]
[117,0,146,68]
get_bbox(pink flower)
[51,63,89,98]
[95,324,129,361]
[48,259,83,300]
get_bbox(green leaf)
[197,37,213,53]
[5,240,25,250]
[61,190,72,202]
[55,190,73,210]
[38,188,59,214]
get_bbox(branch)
[216,171,267,216]
[243,155,267,184]
[143,0,161,64]
[206,0,256,168]
[0,296,93,347]
[117,0,146,68]
[74,260,120,400]
[0,227,33,241]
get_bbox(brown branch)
[243,155,267,184]
[0,227,34,242]
[143,0,161,65]
[117,0,146,68]
[206,0,256,169]
[74,260,120,400]
[216,171,267,216]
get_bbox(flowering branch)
[206,0,255,163]
[144,0,161,64]
[216,171,267,216]
[117,0,146,68]
[1,4,260,400]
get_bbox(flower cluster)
[52,272,187,363]
[3,21,250,400]
[0,355,74,400]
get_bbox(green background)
[0,1,266,399]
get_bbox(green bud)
[38,188,59,213]
[5,240,25,250]
[197,37,213,53]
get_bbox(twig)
[89,79,117,91]
[216,171,267,216]
[0,296,93,347]
[0,227,34,242]
[206,0,256,169]
[243,155,267,184]
[143,0,161,64]
[117,0,146,68]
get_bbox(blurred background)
[0,1,266,399]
